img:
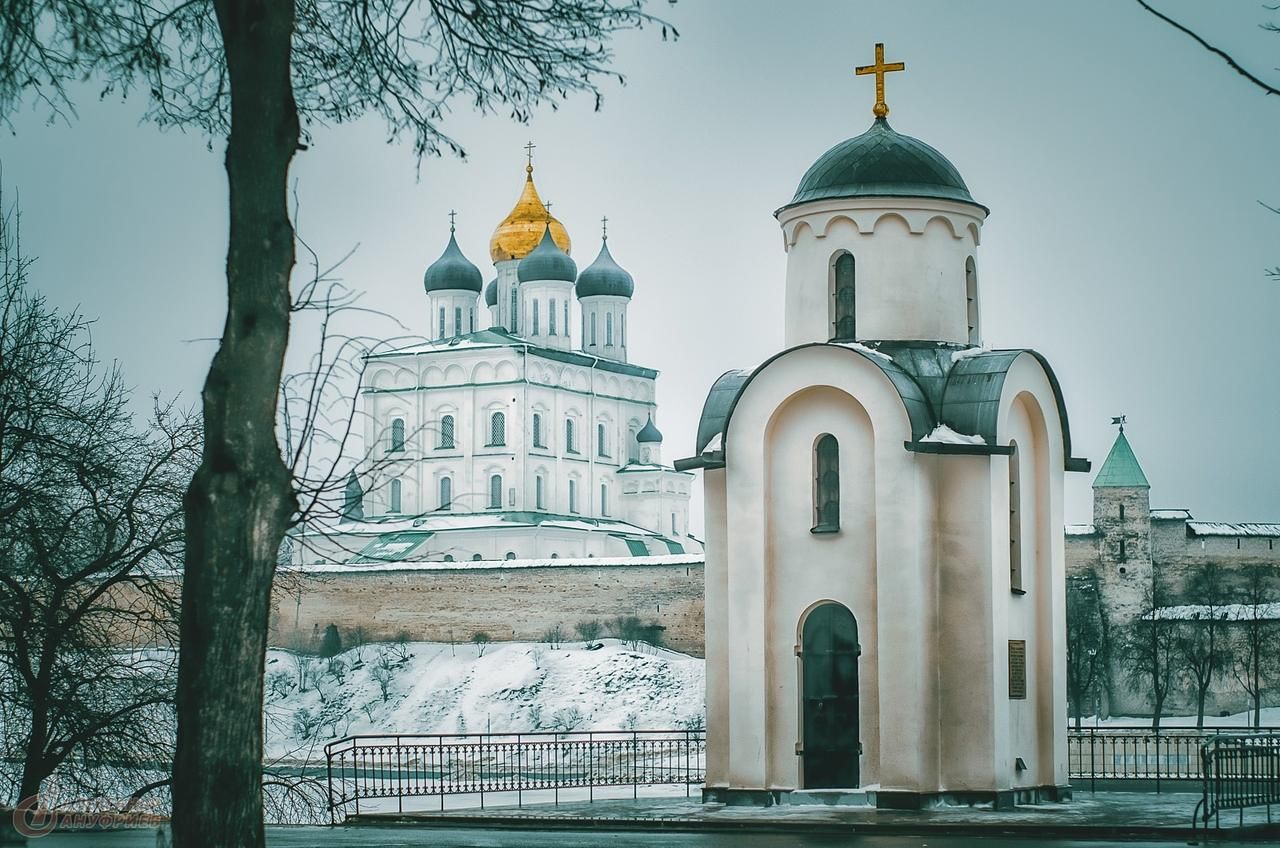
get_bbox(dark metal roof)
[517,226,577,283]
[576,239,635,299]
[779,118,985,214]
[484,278,498,307]
[423,232,483,293]
[636,415,663,443]
[695,370,750,455]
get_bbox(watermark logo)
[12,795,57,838]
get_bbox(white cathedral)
[678,47,1089,808]
[308,160,698,565]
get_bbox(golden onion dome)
[489,165,571,262]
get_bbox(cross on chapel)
[855,42,905,119]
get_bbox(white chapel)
[677,46,1090,808]
[304,158,698,565]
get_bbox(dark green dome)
[784,118,982,211]
[423,232,483,293]
[636,415,663,443]
[576,240,634,299]
[484,278,497,307]
[517,227,577,283]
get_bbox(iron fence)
[325,729,705,823]
[1194,733,1280,834]
[1067,726,1280,792]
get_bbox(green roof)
[1093,431,1149,488]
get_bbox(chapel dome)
[636,416,663,443]
[517,227,578,282]
[423,232,483,293]
[484,278,498,307]
[784,118,981,211]
[576,240,635,299]
[490,165,571,262]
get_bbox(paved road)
[27,828,1261,847]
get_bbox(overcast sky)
[2,0,1278,530]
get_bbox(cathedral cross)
[524,140,536,167]
[855,42,905,119]
[601,215,608,240]
[448,209,457,232]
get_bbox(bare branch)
[1135,0,1280,97]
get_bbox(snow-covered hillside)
[262,639,705,761]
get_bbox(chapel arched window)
[831,253,856,341]
[389,478,403,514]
[536,475,545,509]
[966,256,980,345]
[532,413,544,448]
[439,414,455,449]
[813,434,840,532]
[566,419,577,453]
[489,474,503,509]
[389,417,405,452]
[568,478,578,513]
[439,476,452,511]
[489,411,506,447]
[597,423,609,458]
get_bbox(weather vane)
[1111,415,1127,433]
[855,42,905,119]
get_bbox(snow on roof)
[1187,522,1280,537]
[833,341,894,361]
[703,433,723,453]
[286,553,704,574]
[1151,509,1193,520]
[1145,603,1280,622]
[950,346,991,363]
[921,424,986,446]
[1065,524,1097,536]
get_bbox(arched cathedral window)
[532,413,544,448]
[606,313,614,346]
[532,298,540,335]
[488,411,506,447]
[830,253,856,341]
[389,478,402,514]
[590,313,597,345]
[536,475,545,509]
[600,483,609,516]
[564,302,570,339]
[549,299,557,336]
[489,474,503,509]
[1009,442,1023,592]
[597,423,609,458]
[510,288,518,333]
[439,414,455,449]
[454,306,462,337]
[568,478,578,514]
[438,307,446,339]
[389,417,405,452]
[966,257,980,345]
[565,418,577,453]
[812,434,840,532]
[439,476,452,511]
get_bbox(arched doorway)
[801,602,860,788]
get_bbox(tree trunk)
[171,2,299,847]
[1195,682,1206,730]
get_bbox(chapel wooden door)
[801,602,860,788]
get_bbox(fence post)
[1154,727,1161,795]
[1090,728,1096,794]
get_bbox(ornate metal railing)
[324,729,705,823]
[1193,733,1280,836]
[1067,727,1280,793]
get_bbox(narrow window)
[489,474,502,509]
[621,313,626,347]
[510,288,518,333]
[439,476,452,511]
[1119,503,1125,520]
[590,313,597,345]
[671,512,677,534]
[966,256,980,346]
[597,422,608,457]
[569,479,578,513]
[549,298,557,336]
[489,411,506,446]
[438,307,446,339]
[533,413,544,448]
[566,419,576,453]
[628,427,639,463]
[1119,538,1127,561]
[439,414,455,449]
[564,302,570,339]
[454,306,462,337]
[831,253,856,341]
[606,313,614,346]
[582,314,587,346]
[469,308,475,333]
[1009,443,1023,593]
[812,434,840,532]
[389,478,402,513]
[600,483,609,516]
[536,475,545,509]
[390,417,405,452]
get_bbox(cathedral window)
[438,307,446,339]
[454,306,462,337]
[532,413,545,448]
[565,419,577,453]
[388,478,402,514]
[606,313,614,346]
[966,256,980,345]
[1009,442,1024,593]
[511,288,518,333]
[488,411,506,447]
[532,298,540,335]
[1119,504,1125,520]
[489,474,502,509]
[597,423,609,458]
[564,302,570,339]
[627,426,639,463]
[830,253,856,341]
[439,476,452,511]
[568,479,578,513]
[389,417,405,452]
[813,434,840,532]
[439,414,455,449]
[549,299,557,336]
[590,313,597,345]
[536,475,545,509]
[469,308,475,333]
[600,483,609,516]
[621,313,626,347]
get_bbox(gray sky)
[2,0,1278,530]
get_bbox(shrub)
[541,623,564,649]
[575,619,602,645]
[319,623,343,658]
[471,631,492,657]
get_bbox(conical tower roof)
[490,164,571,262]
[1093,431,1149,488]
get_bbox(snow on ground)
[262,639,705,761]
[1076,705,1280,728]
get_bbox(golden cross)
[855,42,905,119]
[524,140,536,168]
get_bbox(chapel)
[677,45,1090,808]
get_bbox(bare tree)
[1121,585,1178,730]
[1065,574,1106,730]
[0,191,200,807]
[1232,564,1279,729]
[0,4,675,845]
[1173,563,1231,729]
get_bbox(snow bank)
[921,424,986,446]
